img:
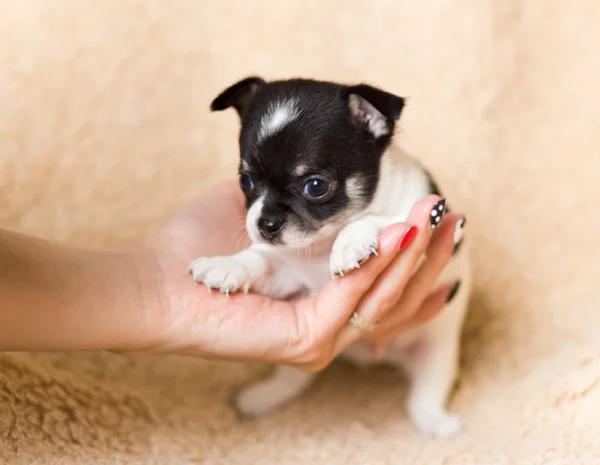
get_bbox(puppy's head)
[211,76,405,248]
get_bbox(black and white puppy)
[189,76,471,438]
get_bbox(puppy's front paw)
[188,256,251,295]
[330,222,380,276]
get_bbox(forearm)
[0,228,162,352]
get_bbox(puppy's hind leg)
[397,282,468,438]
[230,365,317,420]
[402,331,462,438]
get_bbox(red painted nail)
[399,226,418,250]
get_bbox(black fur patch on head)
[211,77,406,241]
[210,76,265,119]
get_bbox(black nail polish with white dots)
[429,198,446,230]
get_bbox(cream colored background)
[1,1,599,464]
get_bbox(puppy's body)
[189,77,471,438]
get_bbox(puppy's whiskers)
[233,220,249,252]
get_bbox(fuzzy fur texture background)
[1,1,599,463]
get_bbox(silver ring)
[349,312,376,332]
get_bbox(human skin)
[0,180,463,371]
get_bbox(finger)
[280,222,414,370]
[354,198,454,325]
[291,282,456,372]
[371,214,464,332]
[332,195,445,354]
[308,222,415,341]
[293,281,456,371]
[361,282,459,345]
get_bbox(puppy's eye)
[239,173,254,193]
[304,177,330,199]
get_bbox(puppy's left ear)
[210,76,266,120]
[347,84,406,138]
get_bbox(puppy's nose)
[258,215,284,239]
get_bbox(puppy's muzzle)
[258,214,285,240]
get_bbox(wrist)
[117,245,174,354]
[66,244,169,354]
[0,227,168,353]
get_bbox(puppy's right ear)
[210,76,266,119]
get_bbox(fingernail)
[399,225,418,250]
[446,280,461,303]
[429,198,446,230]
[453,216,466,255]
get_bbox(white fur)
[294,164,309,176]
[188,249,268,294]
[258,99,300,142]
[189,145,471,438]
[345,175,369,211]
[329,216,380,275]
[245,194,265,243]
[233,365,316,419]
[453,217,465,244]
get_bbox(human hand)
[141,180,464,371]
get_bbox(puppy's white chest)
[272,253,331,296]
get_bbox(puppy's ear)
[210,76,266,119]
[347,84,406,138]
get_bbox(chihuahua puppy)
[189,76,471,438]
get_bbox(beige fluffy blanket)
[1,1,599,463]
